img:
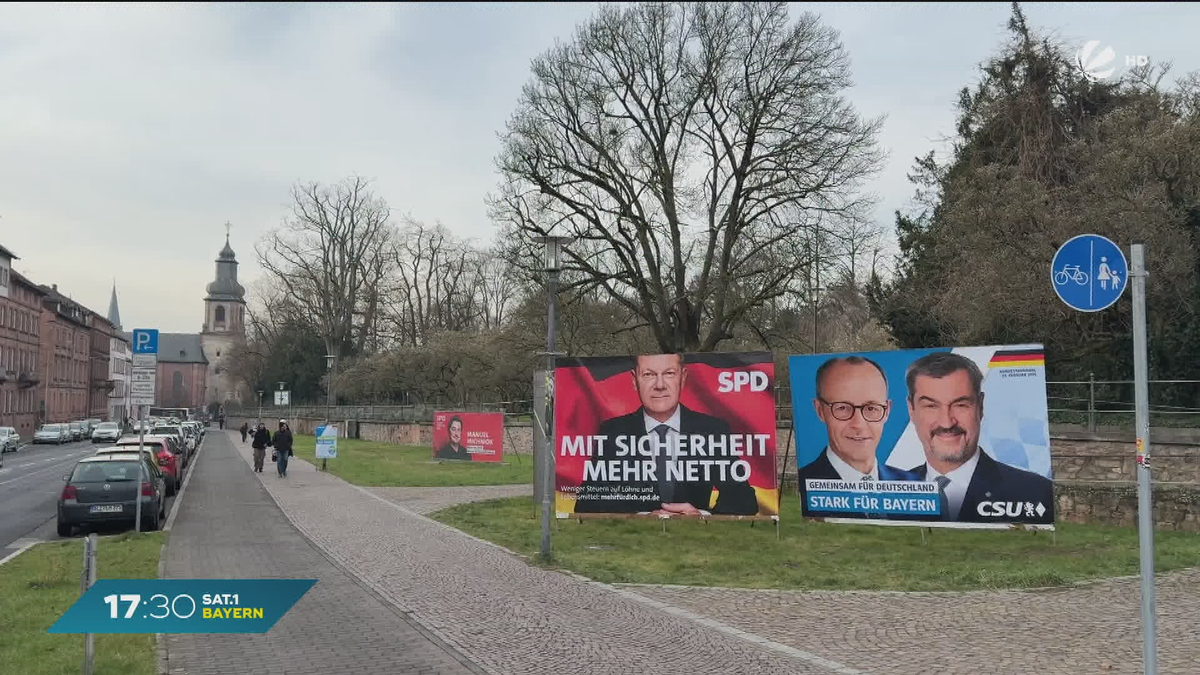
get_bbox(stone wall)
[1055,481,1200,531]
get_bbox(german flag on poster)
[988,348,1045,369]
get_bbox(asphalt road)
[0,437,184,560]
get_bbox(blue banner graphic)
[48,579,316,634]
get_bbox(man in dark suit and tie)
[572,353,759,516]
[798,355,920,519]
[904,352,1054,524]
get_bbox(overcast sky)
[1,2,1196,333]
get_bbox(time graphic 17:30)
[103,593,200,620]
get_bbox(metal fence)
[226,400,535,424]
[773,378,1200,430]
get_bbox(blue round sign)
[1051,234,1128,312]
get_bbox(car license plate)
[89,504,123,513]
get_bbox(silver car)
[34,424,70,444]
[0,426,19,452]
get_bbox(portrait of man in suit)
[572,353,759,516]
[435,415,471,461]
[798,356,919,518]
[905,352,1054,523]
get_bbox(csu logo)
[977,501,1047,518]
[717,371,769,393]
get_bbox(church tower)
[201,226,247,407]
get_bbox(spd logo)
[717,371,769,393]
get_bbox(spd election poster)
[788,344,1055,529]
[432,412,504,462]
[554,351,777,519]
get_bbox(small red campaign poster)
[432,412,505,462]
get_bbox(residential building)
[39,284,92,424]
[87,313,115,420]
[0,245,46,436]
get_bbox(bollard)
[81,534,97,675]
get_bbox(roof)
[9,270,44,294]
[0,243,18,261]
[157,333,209,364]
[107,284,122,329]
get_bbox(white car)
[0,426,20,453]
[34,424,71,444]
[91,422,122,443]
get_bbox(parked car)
[34,424,70,444]
[91,421,122,443]
[57,453,167,536]
[116,433,186,475]
[151,424,192,462]
[99,439,179,494]
[67,421,83,441]
[0,426,20,452]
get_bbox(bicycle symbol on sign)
[1054,264,1089,286]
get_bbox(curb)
[163,437,204,532]
[0,540,39,567]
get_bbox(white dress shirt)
[824,447,878,482]
[925,449,982,520]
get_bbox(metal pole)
[81,533,96,675]
[1088,371,1096,432]
[540,271,557,560]
[135,405,145,533]
[1130,243,1158,675]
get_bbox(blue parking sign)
[132,329,159,354]
[1051,235,1128,312]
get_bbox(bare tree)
[256,176,394,357]
[491,2,883,352]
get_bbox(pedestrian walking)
[219,413,226,430]
[251,422,271,473]
[273,420,294,478]
[240,422,249,444]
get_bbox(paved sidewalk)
[227,430,1200,675]
[163,431,481,675]
[229,431,836,675]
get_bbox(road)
[0,437,183,560]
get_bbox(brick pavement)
[162,431,481,675]
[367,485,531,515]
[226,431,1200,675]
[228,431,841,674]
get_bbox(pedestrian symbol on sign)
[1051,235,1128,312]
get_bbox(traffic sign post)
[129,329,158,535]
[1051,237,1155,675]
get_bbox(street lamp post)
[257,390,263,424]
[324,354,337,472]
[536,234,572,561]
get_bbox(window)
[215,306,226,324]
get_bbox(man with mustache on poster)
[905,352,1054,523]
[573,353,759,516]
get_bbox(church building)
[154,232,248,411]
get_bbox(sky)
[1,2,1196,333]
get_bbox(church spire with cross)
[204,223,246,334]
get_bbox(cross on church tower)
[225,221,232,240]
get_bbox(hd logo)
[976,501,1048,518]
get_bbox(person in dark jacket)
[251,422,272,473]
[240,422,249,444]
[273,420,294,478]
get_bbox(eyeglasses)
[819,399,888,422]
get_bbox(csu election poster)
[788,345,1055,529]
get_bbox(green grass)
[431,496,1200,591]
[0,532,166,675]
[290,435,534,487]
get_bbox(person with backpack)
[251,422,272,473]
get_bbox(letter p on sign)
[132,329,159,355]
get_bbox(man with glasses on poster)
[799,356,918,518]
